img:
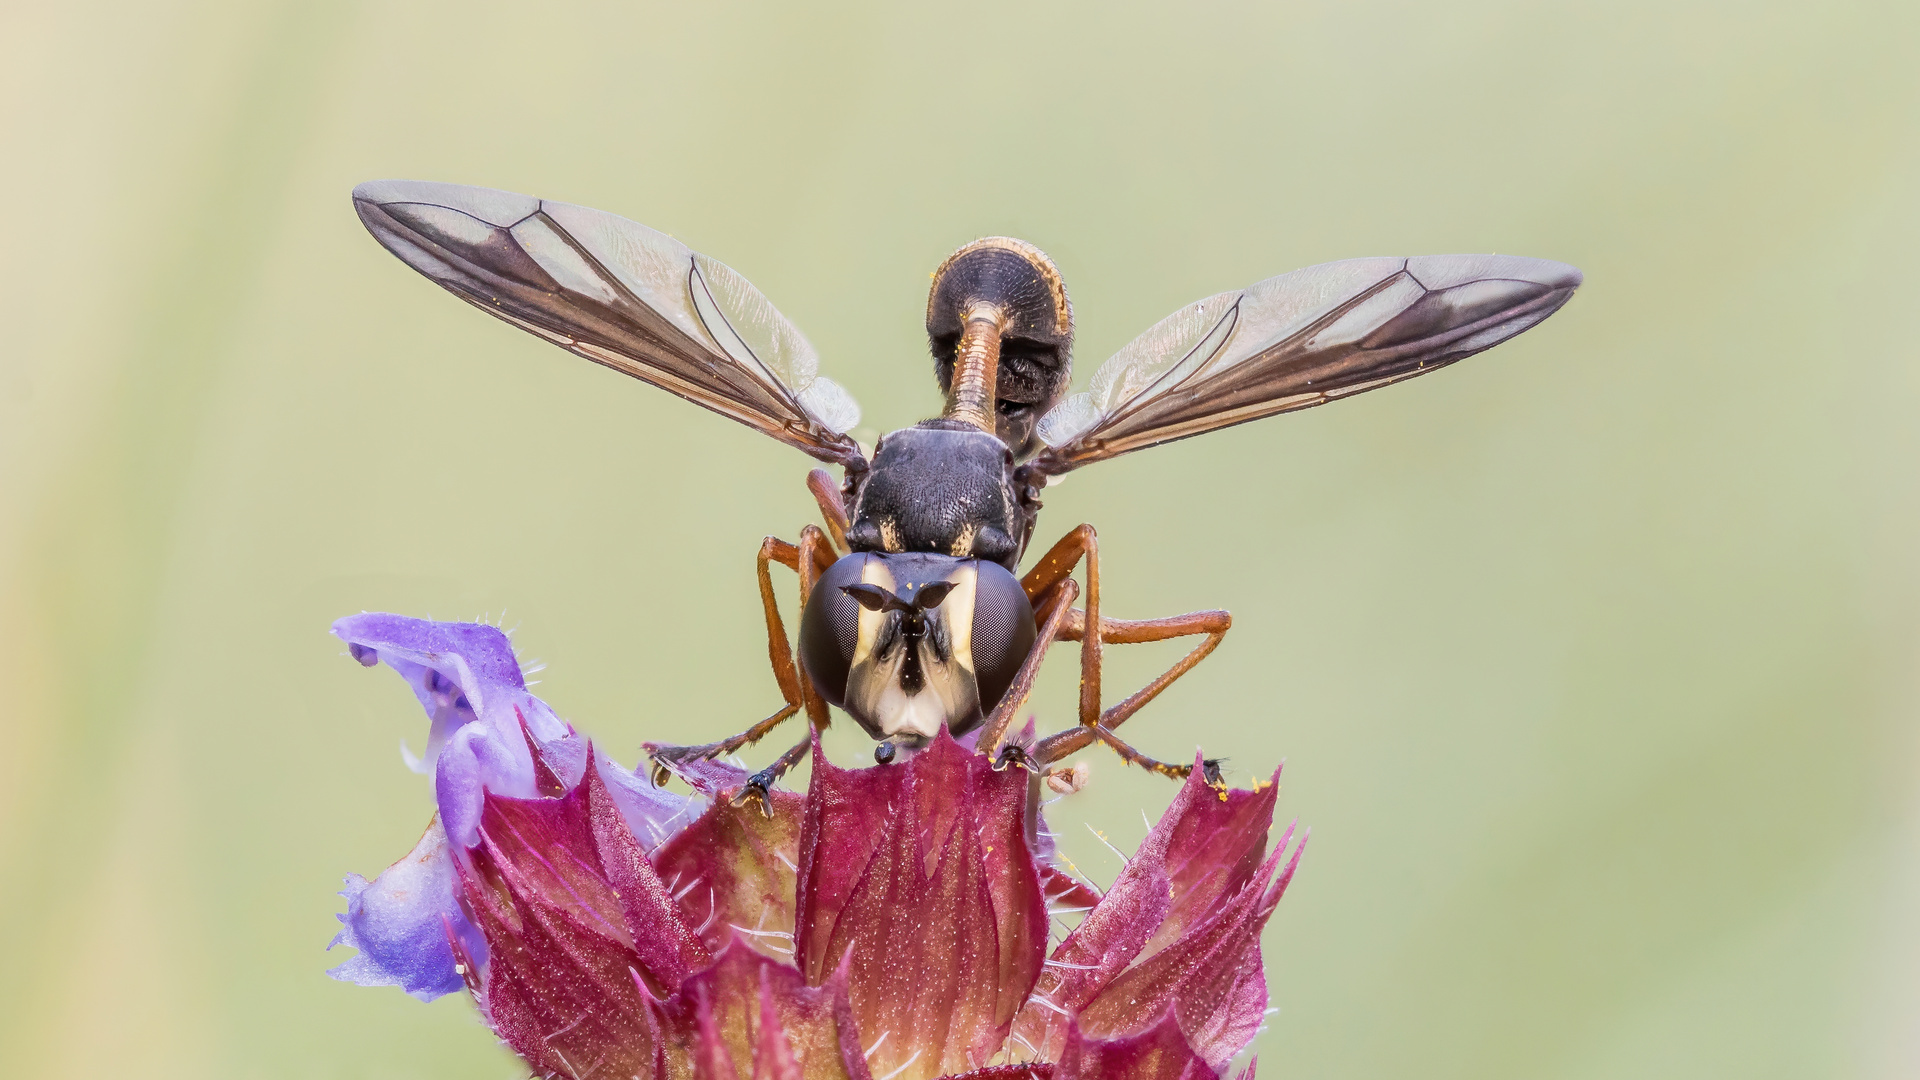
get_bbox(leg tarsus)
[992,741,1036,773]
[1030,723,1226,790]
[732,734,811,817]
[644,701,800,782]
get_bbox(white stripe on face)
[843,559,983,743]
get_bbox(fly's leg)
[1065,607,1234,729]
[734,732,813,817]
[1019,524,1106,727]
[1035,721,1225,784]
[645,528,834,784]
[808,468,851,554]
[794,524,835,728]
[1019,523,1233,784]
[976,577,1080,761]
[644,537,802,783]
[1029,607,1232,783]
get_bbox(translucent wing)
[1029,255,1581,474]
[353,180,864,466]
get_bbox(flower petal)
[654,788,805,958]
[334,615,562,837]
[601,749,712,853]
[330,615,702,996]
[331,615,1297,1079]
[1013,759,1285,1061]
[1144,762,1281,961]
[654,942,875,1080]
[333,614,530,735]
[796,731,1046,1080]
[326,815,482,1001]
[463,828,665,1079]
[1053,1010,1218,1080]
[1078,833,1304,1069]
[334,614,696,851]
[456,747,713,1076]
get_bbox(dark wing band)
[353,180,865,467]
[1028,255,1581,475]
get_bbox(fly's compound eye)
[798,554,874,709]
[968,560,1037,714]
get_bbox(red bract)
[329,616,1299,1079]
[448,731,1294,1080]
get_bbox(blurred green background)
[3,0,1916,1076]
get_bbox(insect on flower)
[352,181,1582,803]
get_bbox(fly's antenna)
[926,237,1073,459]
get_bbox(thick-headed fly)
[352,181,1582,803]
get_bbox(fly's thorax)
[845,424,1021,569]
[797,552,1036,748]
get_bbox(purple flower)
[329,614,1303,1078]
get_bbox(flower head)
[329,614,1302,1079]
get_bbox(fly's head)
[798,552,1036,752]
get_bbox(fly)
[351,180,1583,805]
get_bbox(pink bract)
[329,614,1301,1079]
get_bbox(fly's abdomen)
[926,237,1075,461]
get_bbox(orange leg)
[976,577,1080,758]
[807,468,851,554]
[645,522,837,785]
[734,523,838,812]
[794,524,835,728]
[1019,525,1105,726]
[1015,524,1233,783]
